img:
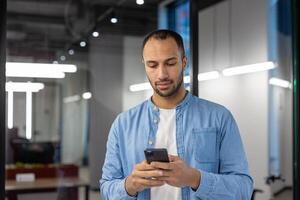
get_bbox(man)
[100,29,253,200]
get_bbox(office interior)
[0,0,299,200]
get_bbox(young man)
[100,30,253,200]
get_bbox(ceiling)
[7,0,162,61]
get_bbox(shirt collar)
[147,91,192,112]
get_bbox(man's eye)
[148,64,157,68]
[166,62,176,66]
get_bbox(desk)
[5,177,89,200]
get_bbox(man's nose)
[157,65,168,80]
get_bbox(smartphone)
[144,148,169,164]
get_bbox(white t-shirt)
[151,108,181,200]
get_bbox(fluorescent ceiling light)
[198,71,220,81]
[7,91,13,129]
[130,71,221,92]
[6,62,77,73]
[6,82,45,92]
[26,91,32,139]
[63,95,81,103]
[6,82,44,132]
[222,62,276,76]
[7,71,65,79]
[269,78,291,88]
[129,82,151,92]
[6,62,77,78]
[82,92,92,99]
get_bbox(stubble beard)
[149,70,184,98]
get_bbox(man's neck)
[152,87,187,109]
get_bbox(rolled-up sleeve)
[192,109,253,199]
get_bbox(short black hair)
[142,29,185,57]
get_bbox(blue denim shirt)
[100,92,253,200]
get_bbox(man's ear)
[182,56,187,69]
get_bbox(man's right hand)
[125,160,165,196]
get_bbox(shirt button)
[154,119,159,124]
[149,140,153,145]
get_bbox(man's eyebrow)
[144,57,177,64]
[165,57,178,62]
[145,60,158,64]
[145,57,178,63]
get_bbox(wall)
[89,35,153,189]
[198,0,273,199]
[61,59,90,164]
[122,36,151,111]
[89,34,124,189]
[198,73,270,199]
[34,83,60,142]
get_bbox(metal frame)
[0,0,6,199]
[292,0,300,199]
[189,0,199,96]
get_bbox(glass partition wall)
[3,0,159,199]
[190,0,297,200]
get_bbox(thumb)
[168,154,180,162]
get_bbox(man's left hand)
[150,155,201,190]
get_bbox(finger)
[156,176,172,182]
[135,162,156,171]
[150,162,172,170]
[168,155,180,162]
[136,177,165,187]
[133,170,163,178]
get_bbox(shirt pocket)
[192,127,217,163]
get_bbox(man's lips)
[156,81,172,90]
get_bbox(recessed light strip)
[6,82,45,92]
[269,78,291,88]
[129,82,152,92]
[222,61,275,76]
[6,62,77,78]
[129,62,276,92]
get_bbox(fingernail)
[157,170,163,175]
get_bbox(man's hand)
[151,155,201,190]
[125,160,165,196]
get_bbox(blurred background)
[1,0,296,199]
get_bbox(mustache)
[155,79,173,85]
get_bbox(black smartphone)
[144,148,169,164]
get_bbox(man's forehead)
[143,38,181,59]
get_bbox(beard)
[148,70,184,98]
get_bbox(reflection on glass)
[197,0,293,199]
[5,0,159,199]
